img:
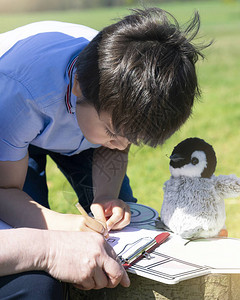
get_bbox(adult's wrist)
[18,228,49,272]
[0,228,48,276]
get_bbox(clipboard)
[119,232,170,269]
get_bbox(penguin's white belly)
[160,177,226,239]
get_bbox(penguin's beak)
[170,153,185,162]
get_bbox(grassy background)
[1,0,240,237]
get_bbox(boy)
[0,7,209,298]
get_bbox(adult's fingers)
[92,266,109,289]
[103,257,130,288]
[72,277,95,290]
[103,241,130,288]
[73,268,109,290]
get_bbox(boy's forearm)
[0,228,47,276]
[92,146,129,201]
[0,188,58,229]
[0,188,107,234]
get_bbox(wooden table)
[69,272,240,300]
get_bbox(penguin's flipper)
[215,174,240,198]
[179,226,203,240]
[155,218,172,232]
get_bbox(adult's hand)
[44,230,130,290]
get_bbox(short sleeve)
[0,73,43,161]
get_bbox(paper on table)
[125,203,240,270]
[108,224,240,284]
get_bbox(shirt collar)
[65,56,78,114]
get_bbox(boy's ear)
[72,75,82,97]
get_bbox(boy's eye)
[105,128,116,139]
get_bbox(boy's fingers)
[86,216,107,236]
[106,204,131,231]
[90,204,110,237]
[106,206,124,231]
[91,203,106,223]
[90,200,131,232]
[107,209,131,231]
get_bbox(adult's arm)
[0,228,130,290]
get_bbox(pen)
[75,202,89,217]
[121,232,170,269]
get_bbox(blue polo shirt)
[0,21,100,161]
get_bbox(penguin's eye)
[191,157,199,165]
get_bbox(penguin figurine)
[158,137,240,239]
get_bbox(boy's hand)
[53,213,108,236]
[91,199,131,231]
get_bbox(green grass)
[1,0,240,237]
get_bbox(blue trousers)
[0,146,136,299]
[0,272,64,300]
[23,145,136,212]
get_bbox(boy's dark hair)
[76,7,210,147]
